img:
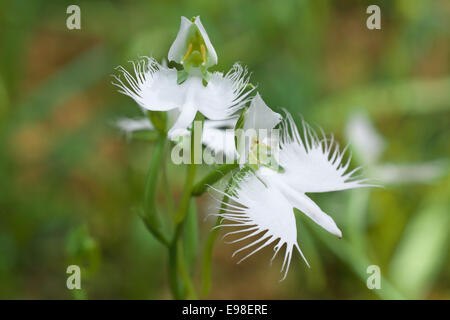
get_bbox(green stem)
[191,163,238,196]
[168,230,183,299]
[200,216,222,297]
[174,159,197,223]
[161,147,175,226]
[168,114,202,299]
[177,240,197,299]
[200,179,232,297]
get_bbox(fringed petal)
[212,173,308,280]
[112,57,183,111]
[279,111,375,193]
[197,63,254,120]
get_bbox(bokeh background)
[0,0,449,299]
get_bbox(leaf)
[388,202,449,299]
[295,213,326,291]
[177,70,189,85]
[148,111,167,135]
[301,208,405,299]
[65,225,101,277]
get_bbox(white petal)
[197,63,254,120]
[194,16,217,67]
[167,103,198,140]
[113,57,183,111]
[213,173,308,280]
[168,16,194,64]
[166,75,204,140]
[288,192,342,238]
[279,112,372,193]
[244,93,282,131]
[202,119,238,160]
[260,168,342,238]
[345,113,385,165]
[237,93,282,165]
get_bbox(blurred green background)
[0,0,448,299]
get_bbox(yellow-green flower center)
[181,29,207,69]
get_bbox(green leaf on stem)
[148,111,167,135]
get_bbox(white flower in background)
[372,162,447,184]
[214,113,373,280]
[345,113,385,166]
[346,113,447,184]
[116,117,153,139]
[113,16,253,140]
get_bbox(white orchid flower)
[214,112,373,280]
[346,113,447,184]
[113,57,253,140]
[168,16,217,69]
[113,17,253,140]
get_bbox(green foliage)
[0,0,448,299]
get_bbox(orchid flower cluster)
[113,16,373,297]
